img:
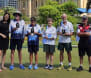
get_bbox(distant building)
[0,0,88,17]
[0,0,18,8]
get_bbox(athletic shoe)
[57,65,64,70]
[44,64,49,69]
[9,65,14,70]
[67,65,72,71]
[77,66,83,72]
[34,65,38,70]
[19,65,25,70]
[89,67,91,72]
[28,65,33,70]
[48,65,53,70]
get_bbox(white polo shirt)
[42,26,57,45]
[58,21,74,43]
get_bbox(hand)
[44,36,48,39]
[63,33,71,36]
[49,38,54,40]
[34,32,38,35]
[57,32,62,35]
[0,33,7,38]
[12,28,17,32]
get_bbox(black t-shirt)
[0,21,9,38]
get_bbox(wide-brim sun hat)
[13,11,22,17]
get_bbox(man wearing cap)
[77,15,91,72]
[25,17,41,70]
[9,11,25,70]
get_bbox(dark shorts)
[78,44,91,56]
[10,39,23,50]
[43,44,55,53]
[28,45,39,53]
[58,43,72,52]
[0,38,9,50]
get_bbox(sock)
[20,64,23,66]
[35,64,38,66]
[80,64,83,67]
[69,62,72,66]
[60,62,63,65]
[89,65,91,68]
[30,64,32,66]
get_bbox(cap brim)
[13,13,22,17]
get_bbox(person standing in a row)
[57,14,74,71]
[25,17,41,70]
[0,13,10,72]
[77,15,91,72]
[43,18,57,70]
[9,11,25,70]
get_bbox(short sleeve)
[77,26,80,33]
[70,23,74,32]
[9,20,13,33]
[25,25,30,35]
[37,24,42,34]
[53,28,57,39]
[57,26,60,32]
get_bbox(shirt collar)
[30,24,37,27]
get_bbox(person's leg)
[67,51,73,71]
[67,52,72,66]
[50,53,54,66]
[18,49,22,65]
[46,52,50,65]
[28,52,33,69]
[48,53,54,70]
[34,52,38,65]
[0,50,2,72]
[11,50,15,65]
[88,56,91,72]
[1,50,7,69]
[80,56,83,66]
[58,43,64,66]
[18,49,25,69]
[29,53,33,65]
[88,56,91,67]
[60,51,64,65]
[44,52,50,69]
[34,52,39,70]
[77,56,84,71]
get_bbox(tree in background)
[0,6,30,21]
[38,0,79,27]
[38,1,60,26]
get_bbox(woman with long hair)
[0,13,10,72]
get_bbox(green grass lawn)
[0,41,91,78]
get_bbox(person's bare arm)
[77,32,91,37]
[11,28,17,32]
[57,32,62,35]
[63,32,74,36]
[34,32,42,36]
[0,33,7,38]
